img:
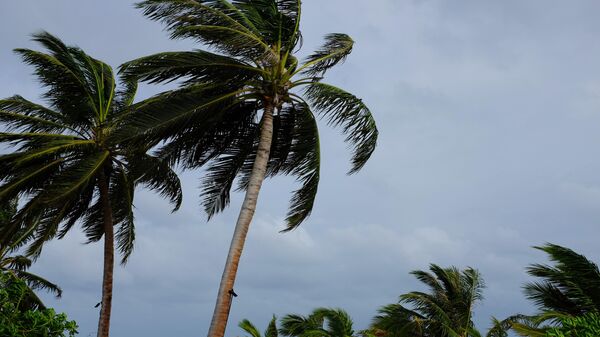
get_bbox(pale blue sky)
[1,1,600,336]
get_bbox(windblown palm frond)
[239,316,279,337]
[280,308,356,337]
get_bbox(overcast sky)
[1,1,600,336]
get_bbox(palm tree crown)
[524,243,600,316]
[0,31,181,262]
[121,0,378,229]
[280,308,356,337]
[372,264,484,337]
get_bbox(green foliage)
[545,313,600,337]
[524,244,600,316]
[489,244,600,336]
[0,272,77,337]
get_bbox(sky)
[1,1,600,336]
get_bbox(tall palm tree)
[0,32,182,337]
[490,243,600,336]
[280,308,356,337]
[0,198,61,310]
[372,265,484,337]
[121,1,378,336]
[239,315,279,337]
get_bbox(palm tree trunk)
[97,170,114,337]
[207,101,275,337]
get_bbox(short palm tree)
[524,243,600,316]
[0,198,61,309]
[280,308,356,337]
[372,265,484,337]
[239,316,279,337]
[0,32,182,337]
[121,1,378,336]
[490,243,600,336]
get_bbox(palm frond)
[299,33,353,76]
[129,153,183,212]
[12,269,62,298]
[266,315,278,337]
[124,83,248,144]
[280,103,320,230]
[120,50,261,85]
[305,82,378,173]
[37,151,109,203]
[239,319,263,337]
[136,0,274,60]
[200,121,259,218]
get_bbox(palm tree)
[0,32,182,337]
[490,243,600,336]
[239,316,279,337]
[120,1,378,336]
[372,265,484,337]
[0,198,61,309]
[280,308,356,337]
[524,243,600,316]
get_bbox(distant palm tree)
[280,308,356,337]
[372,265,484,337]
[0,198,61,309]
[0,32,182,337]
[239,316,279,337]
[524,243,600,316]
[490,243,600,336]
[121,1,378,335]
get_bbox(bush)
[0,272,78,337]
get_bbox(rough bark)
[97,170,115,337]
[207,101,276,337]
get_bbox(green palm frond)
[304,82,378,173]
[11,269,62,298]
[266,315,278,337]
[120,50,262,85]
[136,0,274,60]
[239,319,263,337]
[298,33,353,76]
[279,103,320,230]
[112,165,136,263]
[2,255,32,271]
[125,84,249,144]
[201,122,259,218]
[38,151,109,203]
[130,153,183,212]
